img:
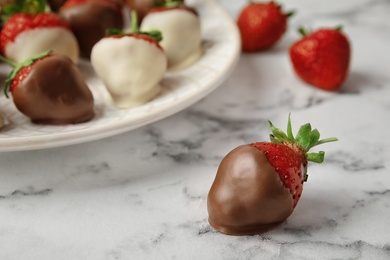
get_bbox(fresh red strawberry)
[0,50,94,124]
[237,1,293,52]
[207,115,337,235]
[91,11,167,108]
[0,0,79,63]
[289,27,351,91]
[59,0,123,58]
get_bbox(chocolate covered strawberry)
[289,27,351,91]
[1,51,94,124]
[207,115,338,235]
[140,0,201,71]
[60,0,124,59]
[237,1,293,52]
[91,11,166,108]
[0,0,79,63]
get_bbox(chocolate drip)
[12,55,94,125]
[207,145,294,235]
[60,2,123,59]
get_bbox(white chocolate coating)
[91,36,167,108]
[5,27,79,63]
[141,9,202,71]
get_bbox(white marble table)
[1,0,390,259]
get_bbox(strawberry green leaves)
[106,11,163,42]
[130,10,162,42]
[268,114,338,182]
[2,0,46,17]
[269,114,338,163]
[1,0,46,25]
[1,50,52,98]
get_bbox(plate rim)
[0,0,241,152]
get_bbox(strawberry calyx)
[1,0,46,23]
[1,50,52,98]
[285,10,295,18]
[247,0,295,18]
[107,10,162,42]
[298,25,344,37]
[268,114,338,181]
[335,25,343,31]
[298,27,310,37]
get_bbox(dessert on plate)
[140,0,201,71]
[91,12,167,108]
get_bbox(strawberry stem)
[0,55,18,67]
[298,27,309,37]
[131,10,139,33]
[285,10,295,18]
[335,25,344,31]
[106,11,162,42]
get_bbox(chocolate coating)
[12,55,94,125]
[207,145,294,235]
[60,2,123,59]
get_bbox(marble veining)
[1,0,390,259]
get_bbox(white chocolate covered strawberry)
[91,13,167,108]
[0,0,79,63]
[140,0,201,71]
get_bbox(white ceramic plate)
[0,0,240,152]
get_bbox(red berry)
[237,2,288,52]
[250,142,305,207]
[289,28,351,91]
